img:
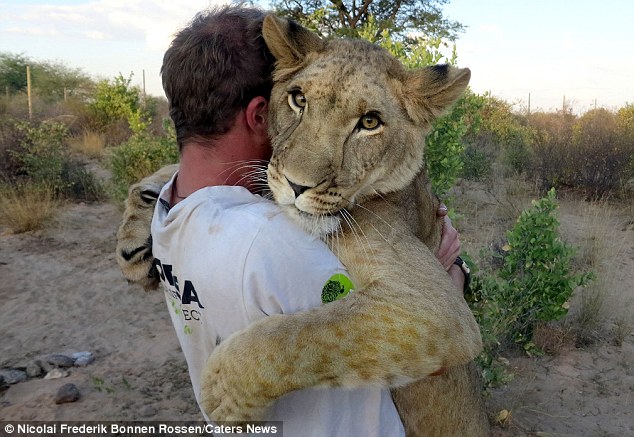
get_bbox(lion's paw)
[200,343,271,422]
[115,164,178,290]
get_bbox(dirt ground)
[0,180,632,436]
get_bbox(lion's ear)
[402,65,471,125]
[262,14,326,70]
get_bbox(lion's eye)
[288,91,307,110]
[358,112,382,131]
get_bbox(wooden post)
[142,69,146,108]
[64,87,68,102]
[528,92,531,115]
[26,65,33,120]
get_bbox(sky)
[1,0,633,114]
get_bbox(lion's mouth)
[288,207,343,237]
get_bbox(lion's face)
[262,16,470,236]
[267,41,428,235]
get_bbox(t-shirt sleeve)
[241,212,352,321]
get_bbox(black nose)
[286,178,311,198]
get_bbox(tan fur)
[115,163,178,291]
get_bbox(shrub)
[0,117,27,178]
[0,182,58,233]
[108,133,179,203]
[89,73,151,142]
[5,120,104,201]
[568,108,633,196]
[467,189,593,371]
[60,160,105,202]
[9,120,69,191]
[425,92,485,196]
[500,189,592,341]
[461,144,491,181]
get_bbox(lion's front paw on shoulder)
[115,164,178,291]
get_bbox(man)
[152,5,466,435]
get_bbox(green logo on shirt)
[322,274,355,304]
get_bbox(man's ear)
[244,96,269,137]
[402,65,471,125]
[262,14,325,72]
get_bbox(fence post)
[26,65,33,120]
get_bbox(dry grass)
[532,323,577,355]
[68,130,106,158]
[0,183,58,233]
[612,315,633,347]
[561,199,633,345]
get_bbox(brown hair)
[161,5,274,148]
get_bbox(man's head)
[162,5,274,149]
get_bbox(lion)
[116,15,489,437]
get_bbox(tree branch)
[330,0,352,28]
[350,0,373,29]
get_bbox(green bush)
[425,92,485,196]
[10,120,68,190]
[5,120,104,201]
[466,189,593,384]
[108,133,179,203]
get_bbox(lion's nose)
[286,177,311,198]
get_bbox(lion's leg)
[200,226,483,421]
[392,362,491,437]
[115,163,178,290]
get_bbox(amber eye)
[288,91,307,110]
[358,112,382,130]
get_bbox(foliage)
[356,15,452,67]
[466,189,593,384]
[10,121,69,191]
[0,52,93,101]
[499,189,593,332]
[474,95,534,173]
[524,108,634,196]
[5,120,103,201]
[108,133,179,203]
[461,144,491,181]
[89,73,150,136]
[425,92,485,196]
[273,0,464,46]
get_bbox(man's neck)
[173,130,268,203]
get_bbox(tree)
[0,52,93,100]
[273,0,464,42]
[0,52,30,93]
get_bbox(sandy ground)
[1,183,633,435]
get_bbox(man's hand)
[435,204,465,292]
[435,204,460,270]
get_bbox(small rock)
[45,354,75,368]
[55,383,81,404]
[26,361,43,378]
[0,369,27,384]
[72,352,94,367]
[139,405,157,417]
[44,368,69,380]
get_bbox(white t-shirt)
[151,175,405,437]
